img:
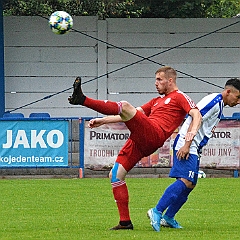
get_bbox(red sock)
[112,181,130,222]
[83,97,122,115]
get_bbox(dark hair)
[225,78,240,91]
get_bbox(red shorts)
[116,110,166,172]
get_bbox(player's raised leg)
[68,77,136,118]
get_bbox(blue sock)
[156,180,187,213]
[165,187,193,218]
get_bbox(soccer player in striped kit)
[147,78,240,232]
[68,66,202,230]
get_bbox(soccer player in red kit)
[68,66,202,230]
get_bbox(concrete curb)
[0,167,236,179]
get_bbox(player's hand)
[176,145,190,160]
[184,130,197,142]
[88,118,104,128]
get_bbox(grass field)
[0,177,239,240]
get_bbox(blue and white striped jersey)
[175,93,224,155]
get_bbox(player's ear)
[169,77,175,84]
[226,89,231,95]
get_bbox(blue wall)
[0,2,5,117]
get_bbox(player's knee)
[180,177,195,188]
[121,100,129,106]
[120,101,137,121]
[110,162,120,183]
[121,101,132,111]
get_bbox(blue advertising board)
[0,120,68,167]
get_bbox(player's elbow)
[189,109,202,122]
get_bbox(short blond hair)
[155,66,177,80]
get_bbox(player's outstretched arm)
[177,120,194,159]
[88,115,123,128]
[185,108,202,141]
[88,106,144,129]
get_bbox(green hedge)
[3,0,240,18]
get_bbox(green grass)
[0,178,239,240]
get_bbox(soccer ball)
[198,170,206,178]
[49,11,73,35]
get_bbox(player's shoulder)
[198,93,222,104]
[175,90,196,105]
[197,93,223,114]
[175,90,191,99]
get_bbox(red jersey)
[141,90,197,139]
